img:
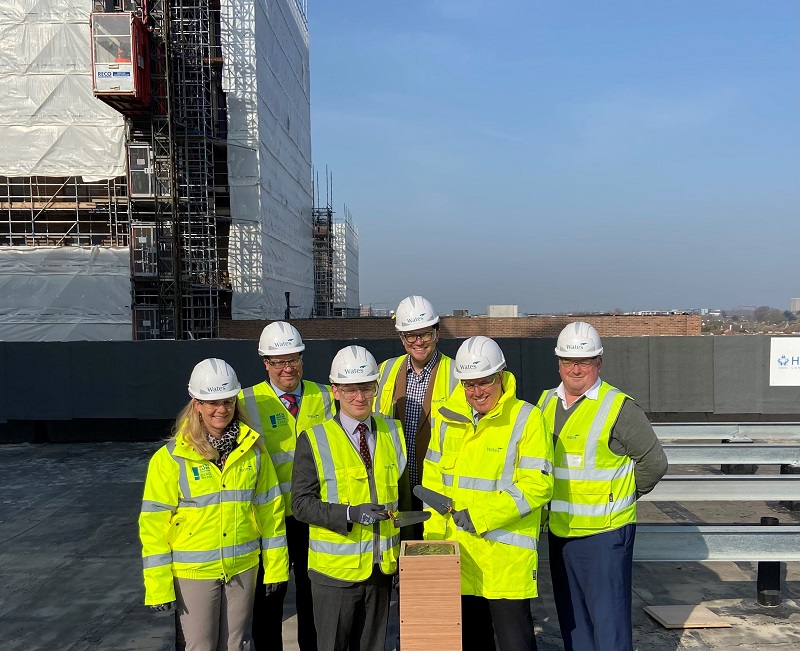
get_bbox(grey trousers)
[311,567,392,651]
[174,565,258,651]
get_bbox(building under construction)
[312,174,359,318]
[0,0,313,340]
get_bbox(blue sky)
[308,1,799,315]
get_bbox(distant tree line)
[752,305,796,324]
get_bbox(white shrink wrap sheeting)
[0,247,132,341]
[221,0,314,320]
[0,0,126,179]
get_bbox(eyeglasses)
[461,374,498,393]
[559,358,598,369]
[400,330,436,344]
[198,398,237,409]
[337,384,377,399]
[265,356,303,369]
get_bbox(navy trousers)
[548,524,635,651]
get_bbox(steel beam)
[641,475,800,501]
[663,444,800,465]
[537,526,800,562]
[654,423,800,441]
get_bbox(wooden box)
[398,540,462,650]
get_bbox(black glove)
[149,601,175,613]
[265,582,286,596]
[349,503,389,526]
[453,509,476,533]
[392,573,400,592]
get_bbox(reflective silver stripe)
[380,534,400,552]
[384,417,407,474]
[313,382,335,419]
[178,489,254,508]
[442,474,454,487]
[583,388,622,470]
[142,552,172,569]
[253,484,283,505]
[141,500,176,513]
[173,539,260,564]
[262,535,288,550]
[483,529,538,551]
[425,448,442,463]
[311,424,338,504]
[271,451,294,466]
[279,481,291,495]
[549,492,636,516]
[553,460,635,481]
[540,388,558,411]
[438,419,447,451]
[376,357,401,405]
[438,407,470,424]
[310,539,365,556]
[242,387,264,435]
[254,445,261,477]
[459,476,497,492]
[167,439,192,500]
[519,456,554,474]
[500,402,535,517]
[445,358,459,395]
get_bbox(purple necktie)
[356,422,372,473]
[283,393,299,417]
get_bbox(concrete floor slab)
[1,442,799,651]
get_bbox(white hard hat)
[395,295,440,332]
[258,321,305,356]
[329,345,380,384]
[188,358,242,400]
[454,336,506,380]
[555,321,604,358]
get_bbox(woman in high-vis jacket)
[422,337,554,651]
[139,358,289,651]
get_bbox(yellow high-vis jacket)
[305,416,407,582]
[138,422,288,605]
[422,372,554,599]
[537,382,636,538]
[240,380,335,515]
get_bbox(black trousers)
[461,595,538,651]
[252,515,317,651]
[311,567,392,651]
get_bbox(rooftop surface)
[2,442,799,651]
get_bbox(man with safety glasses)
[421,336,554,651]
[537,321,667,651]
[239,321,335,651]
[375,296,458,522]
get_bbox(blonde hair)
[171,398,258,460]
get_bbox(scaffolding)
[121,0,229,339]
[332,204,359,317]
[312,169,335,318]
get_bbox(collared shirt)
[339,411,376,458]
[556,377,601,410]
[404,348,439,486]
[271,380,303,413]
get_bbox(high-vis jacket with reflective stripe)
[375,354,458,417]
[240,380,335,515]
[422,372,554,599]
[537,381,637,538]
[138,422,289,606]
[305,416,407,582]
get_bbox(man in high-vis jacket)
[292,345,408,651]
[422,336,554,651]
[376,296,458,523]
[240,322,335,651]
[538,322,668,651]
